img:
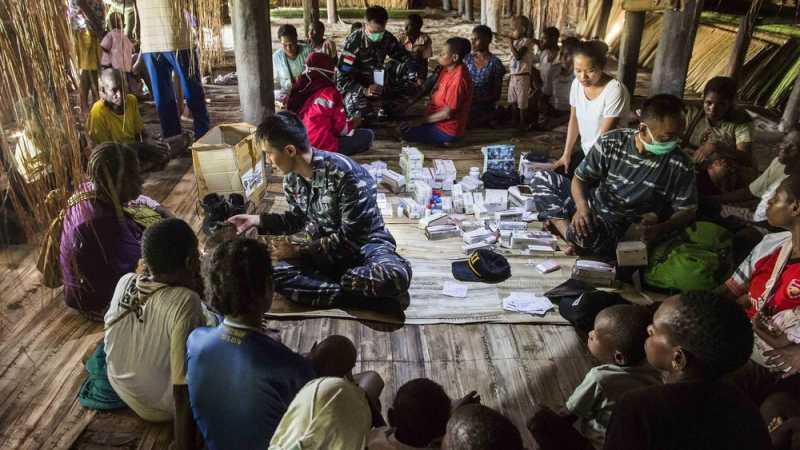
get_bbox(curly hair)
[598,304,653,365]
[142,218,198,275]
[667,291,754,379]
[88,142,139,206]
[444,404,523,450]
[392,378,452,447]
[202,238,273,317]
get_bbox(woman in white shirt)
[553,40,630,174]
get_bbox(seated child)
[546,36,579,127]
[528,304,661,449]
[603,292,771,450]
[368,378,452,450]
[308,20,337,60]
[104,218,204,449]
[508,16,535,130]
[442,404,524,450]
[308,334,357,378]
[86,68,168,171]
[398,14,433,82]
[401,37,473,146]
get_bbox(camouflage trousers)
[529,170,630,257]
[272,241,412,308]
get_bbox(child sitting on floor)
[508,16,535,130]
[400,37,473,147]
[442,404,524,450]
[528,304,662,449]
[368,378,453,450]
[308,334,358,378]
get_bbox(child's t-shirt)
[86,94,144,144]
[535,47,559,94]
[510,38,534,76]
[367,427,435,450]
[427,63,473,137]
[551,65,575,112]
[724,231,800,319]
[101,29,134,72]
[569,78,630,154]
[566,363,662,446]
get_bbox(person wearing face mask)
[336,6,420,121]
[530,94,697,257]
[286,53,374,155]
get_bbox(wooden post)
[597,0,613,40]
[231,0,274,124]
[486,0,501,32]
[726,0,765,81]
[464,0,473,21]
[303,0,319,38]
[650,0,705,97]
[781,74,800,131]
[458,0,465,16]
[327,0,338,24]
[443,0,451,11]
[505,0,513,18]
[617,10,645,96]
[481,0,487,25]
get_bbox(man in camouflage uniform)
[228,112,412,308]
[336,5,421,120]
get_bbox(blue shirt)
[186,321,315,450]
[464,53,506,104]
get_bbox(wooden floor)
[0,18,598,450]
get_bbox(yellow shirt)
[86,95,144,144]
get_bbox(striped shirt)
[575,129,697,220]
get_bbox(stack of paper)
[443,281,469,298]
[502,293,553,315]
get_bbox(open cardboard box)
[191,123,268,207]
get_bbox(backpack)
[644,221,733,292]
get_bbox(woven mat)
[265,222,662,325]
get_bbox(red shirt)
[298,85,351,152]
[427,64,473,137]
[744,250,800,318]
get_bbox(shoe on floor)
[201,193,229,236]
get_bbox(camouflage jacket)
[259,149,396,262]
[335,29,414,95]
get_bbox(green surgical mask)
[643,127,678,155]
[367,31,384,42]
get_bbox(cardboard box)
[425,225,461,240]
[481,145,515,174]
[508,185,536,211]
[382,169,405,193]
[399,198,423,219]
[419,213,453,230]
[484,189,509,213]
[192,123,265,204]
[571,260,617,287]
[616,241,648,266]
[463,228,495,244]
[494,210,523,223]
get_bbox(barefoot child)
[508,16,534,130]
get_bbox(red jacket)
[298,85,352,152]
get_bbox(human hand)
[572,206,594,239]
[367,84,383,97]
[692,142,717,164]
[452,390,481,411]
[227,214,260,234]
[552,153,572,172]
[764,344,800,378]
[753,313,792,349]
[270,238,302,261]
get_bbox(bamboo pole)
[464,0,473,21]
[726,0,765,82]
[650,0,705,97]
[486,0,501,32]
[618,10,645,96]
[231,0,275,124]
[327,0,338,24]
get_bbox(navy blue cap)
[452,249,511,283]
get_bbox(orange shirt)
[427,64,473,137]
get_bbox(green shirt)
[684,104,754,150]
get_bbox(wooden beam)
[781,73,800,132]
[327,0,338,24]
[617,10,645,96]
[486,0,501,32]
[464,0,474,21]
[726,0,765,81]
[597,0,613,39]
[649,0,705,98]
[231,0,275,124]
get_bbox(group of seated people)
[53,7,800,450]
